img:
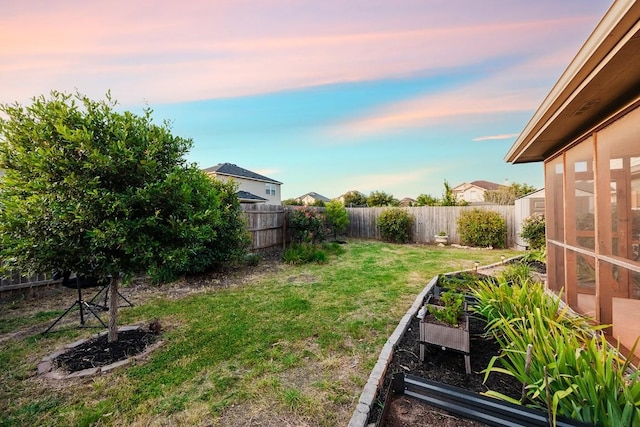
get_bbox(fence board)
[241,203,286,250]
[346,206,515,247]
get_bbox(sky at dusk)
[1,0,613,200]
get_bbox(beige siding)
[216,175,281,205]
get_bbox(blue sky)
[1,0,613,200]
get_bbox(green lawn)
[0,240,519,426]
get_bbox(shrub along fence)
[346,206,516,247]
[0,204,515,293]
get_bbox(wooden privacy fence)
[346,205,516,247]
[0,204,515,293]
[241,203,286,251]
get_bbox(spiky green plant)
[474,278,640,426]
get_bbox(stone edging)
[347,257,521,427]
[38,325,165,380]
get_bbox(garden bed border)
[348,256,521,427]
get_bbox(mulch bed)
[53,329,160,373]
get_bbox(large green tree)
[0,91,238,341]
[367,190,399,207]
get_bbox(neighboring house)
[203,163,282,205]
[297,192,331,206]
[505,0,640,356]
[451,180,503,204]
[399,197,416,207]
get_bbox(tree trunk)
[108,274,120,342]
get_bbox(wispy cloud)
[472,133,519,142]
[346,168,447,195]
[1,0,600,105]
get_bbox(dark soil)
[53,328,160,373]
[371,313,522,426]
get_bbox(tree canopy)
[415,181,467,206]
[0,91,247,341]
[367,190,399,207]
[484,182,538,205]
[342,190,367,207]
[324,200,350,239]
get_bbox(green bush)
[520,213,546,250]
[377,208,414,243]
[289,206,325,244]
[474,278,640,426]
[324,201,350,239]
[244,253,261,267]
[321,241,346,256]
[499,262,532,283]
[457,209,506,248]
[148,177,251,283]
[282,243,328,264]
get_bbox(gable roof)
[298,192,331,202]
[203,163,282,184]
[470,180,502,191]
[453,180,502,192]
[237,190,268,202]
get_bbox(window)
[265,183,276,196]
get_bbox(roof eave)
[505,0,640,164]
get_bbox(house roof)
[506,0,640,163]
[453,180,502,191]
[298,192,331,202]
[203,163,282,184]
[236,190,268,202]
[470,180,502,191]
[340,190,365,197]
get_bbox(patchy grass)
[0,240,518,426]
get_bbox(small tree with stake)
[0,91,228,342]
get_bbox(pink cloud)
[1,1,603,105]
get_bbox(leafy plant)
[342,190,367,207]
[520,249,546,264]
[415,193,439,206]
[484,182,537,205]
[324,201,350,239]
[367,190,399,207]
[0,91,238,342]
[520,213,546,250]
[499,262,532,283]
[149,177,251,283]
[244,253,262,267]
[440,180,462,206]
[438,272,483,294]
[377,208,415,243]
[474,278,640,426]
[282,243,328,264]
[289,206,325,244]
[457,208,507,248]
[321,241,346,256]
[429,291,465,326]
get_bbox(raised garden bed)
[353,260,552,427]
[420,295,471,374]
